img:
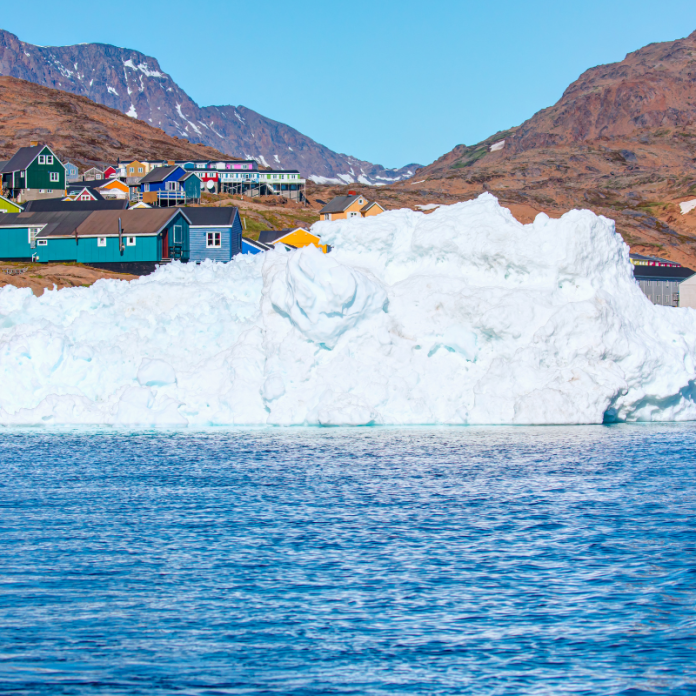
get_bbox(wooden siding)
[0,226,33,258]
[189,214,242,262]
[26,146,66,191]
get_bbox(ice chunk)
[2,195,696,426]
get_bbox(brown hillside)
[407,30,696,267]
[0,76,235,168]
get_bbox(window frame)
[49,172,59,182]
[97,237,107,247]
[206,231,221,248]
[173,225,183,244]
[37,239,48,247]
[46,155,54,165]
[38,155,46,165]
[126,236,136,247]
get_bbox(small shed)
[186,207,242,262]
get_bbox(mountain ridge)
[0,29,419,184]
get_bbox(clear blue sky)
[3,1,696,168]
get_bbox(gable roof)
[0,211,93,236]
[65,186,105,201]
[139,165,184,184]
[318,195,366,214]
[0,194,23,211]
[182,207,238,227]
[24,199,128,212]
[361,201,384,213]
[257,227,309,245]
[1,144,59,174]
[69,208,191,239]
[242,237,273,252]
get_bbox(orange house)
[97,178,130,199]
[319,193,385,221]
[125,161,147,178]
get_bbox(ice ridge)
[1,193,696,426]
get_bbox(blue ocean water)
[0,425,695,695]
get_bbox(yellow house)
[318,193,385,221]
[125,160,147,178]
[0,195,23,213]
[258,227,328,253]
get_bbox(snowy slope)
[0,29,419,183]
[2,195,696,426]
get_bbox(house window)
[126,236,136,246]
[80,193,91,201]
[325,213,331,221]
[38,155,46,164]
[173,225,183,244]
[37,240,47,246]
[138,167,143,173]
[129,167,134,174]
[50,172,59,182]
[97,237,107,247]
[206,231,221,248]
[47,190,53,194]
[349,212,359,218]
[46,156,54,165]
[143,184,150,192]
[20,171,24,178]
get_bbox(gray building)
[631,254,695,307]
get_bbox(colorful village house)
[258,227,328,253]
[241,238,273,255]
[64,162,79,182]
[94,178,130,200]
[319,193,385,221]
[125,161,147,181]
[63,185,104,202]
[0,143,66,203]
[0,195,23,214]
[23,199,128,212]
[186,208,243,263]
[103,166,118,179]
[82,167,104,181]
[138,166,200,206]
[0,209,191,265]
[257,170,306,201]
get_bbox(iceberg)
[1,194,696,426]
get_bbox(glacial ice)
[2,193,696,426]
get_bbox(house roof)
[0,211,93,236]
[182,207,238,227]
[69,208,191,239]
[361,201,384,213]
[257,227,308,245]
[66,186,105,201]
[139,165,183,184]
[318,195,366,214]
[0,144,53,174]
[0,194,23,211]
[242,237,273,251]
[23,199,128,212]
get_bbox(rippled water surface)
[1,425,695,695]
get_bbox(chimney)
[348,190,357,196]
[30,141,39,147]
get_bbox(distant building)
[64,162,79,182]
[82,167,104,181]
[319,194,384,221]
[137,166,201,206]
[241,238,273,255]
[630,253,695,307]
[0,143,66,202]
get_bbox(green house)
[0,209,190,264]
[0,195,23,214]
[1,143,66,201]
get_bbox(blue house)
[241,237,273,255]
[64,162,79,182]
[186,207,242,263]
[0,209,191,264]
[138,166,198,206]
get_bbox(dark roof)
[71,208,191,239]
[632,265,695,281]
[182,207,238,226]
[139,166,183,184]
[1,144,48,173]
[0,161,7,172]
[319,195,366,214]
[65,186,105,201]
[23,199,128,212]
[257,228,306,245]
[0,211,93,237]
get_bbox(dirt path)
[0,262,137,295]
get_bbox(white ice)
[680,199,696,215]
[2,194,696,426]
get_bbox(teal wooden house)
[0,143,66,200]
[0,209,191,265]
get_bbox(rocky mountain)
[0,29,418,184]
[409,30,696,267]
[0,76,235,169]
